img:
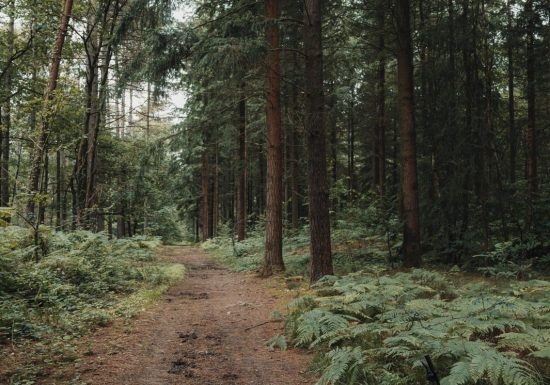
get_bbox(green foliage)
[0,226,174,342]
[0,226,184,384]
[285,269,549,385]
[266,335,287,351]
[465,237,550,278]
[149,206,183,243]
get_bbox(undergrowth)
[284,269,549,385]
[202,219,390,277]
[0,226,185,384]
[203,209,550,385]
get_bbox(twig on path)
[244,319,282,332]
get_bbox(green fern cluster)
[286,270,549,385]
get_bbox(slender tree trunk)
[507,0,516,185]
[1,3,14,210]
[347,87,355,201]
[480,7,491,250]
[107,216,113,239]
[396,0,421,267]
[263,0,285,275]
[374,8,386,196]
[11,141,22,204]
[236,90,247,241]
[201,144,209,242]
[56,150,63,228]
[75,22,100,226]
[304,0,333,282]
[86,13,117,220]
[39,153,48,224]
[61,151,67,227]
[289,66,300,229]
[129,87,134,135]
[120,59,126,137]
[328,83,338,189]
[212,140,219,237]
[526,0,536,228]
[27,0,74,218]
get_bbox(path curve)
[78,246,313,385]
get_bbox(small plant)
[266,335,288,351]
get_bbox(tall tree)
[1,0,15,210]
[373,6,386,196]
[525,0,537,228]
[236,89,247,241]
[27,0,74,218]
[507,0,516,185]
[396,0,421,267]
[263,0,285,275]
[304,0,333,281]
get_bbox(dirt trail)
[78,246,313,385]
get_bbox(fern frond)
[441,349,544,385]
[315,347,365,385]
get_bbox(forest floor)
[74,245,314,385]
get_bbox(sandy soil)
[77,246,314,385]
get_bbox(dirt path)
[78,246,314,385]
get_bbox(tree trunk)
[347,87,355,201]
[374,8,386,196]
[304,0,333,282]
[27,0,74,218]
[201,145,209,242]
[289,62,300,229]
[507,0,516,185]
[263,0,285,275]
[212,140,219,237]
[39,153,49,224]
[526,0,536,228]
[1,3,14,210]
[236,90,247,241]
[56,149,63,229]
[396,0,421,267]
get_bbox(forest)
[0,0,549,384]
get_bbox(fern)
[441,349,543,385]
[285,269,550,385]
[294,309,353,347]
[315,347,365,385]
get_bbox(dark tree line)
[1,0,549,278]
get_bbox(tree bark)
[347,87,355,201]
[304,0,333,282]
[212,139,219,237]
[236,90,247,241]
[289,59,300,229]
[396,0,421,267]
[1,2,14,210]
[507,0,516,185]
[201,144,209,242]
[263,0,285,275]
[56,149,63,229]
[374,7,386,196]
[526,0,536,228]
